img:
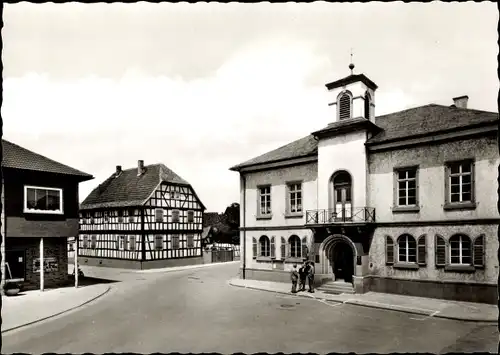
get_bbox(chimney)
[137,160,144,176]
[115,165,122,176]
[452,95,469,109]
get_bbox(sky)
[2,2,498,213]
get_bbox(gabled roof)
[80,163,203,210]
[2,139,93,181]
[366,104,498,144]
[229,134,318,171]
[230,104,498,172]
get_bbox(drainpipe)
[241,173,246,279]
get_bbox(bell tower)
[325,56,378,125]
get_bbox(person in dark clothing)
[298,263,307,291]
[290,264,299,293]
[307,261,315,293]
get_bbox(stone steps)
[318,281,355,295]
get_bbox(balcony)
[305,207,376,225]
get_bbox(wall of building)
[368,223,498,284]
[368,136,499,223]
[243,228,313,274]
[7,237,69,289]
[243,162,318,227]
[317,130,368,211]
[78,255,204,270]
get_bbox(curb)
[2,285,112,334]
[137,261,240,274]
[228,281,496,324]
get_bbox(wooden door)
[334,186,352,221]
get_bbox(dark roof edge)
[312,118,381,139]
[366,119,498,146]
[325,74,378,91]
[2,166,94,182]
[229,153,318,172]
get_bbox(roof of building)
[2,139,93,180]
[230,104,498,171]
[325,73,378,91]
[80,163,202,210]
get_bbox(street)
[2,262,497,354]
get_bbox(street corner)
[2,283,112,334]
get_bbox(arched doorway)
[319,234,358,285]
[330,242,354,283]
[330,170,352,221]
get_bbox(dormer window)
[364,91,372,119]
[338,91,352,121]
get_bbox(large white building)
[230,66,499,304]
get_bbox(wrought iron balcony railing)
[305,207,376,225]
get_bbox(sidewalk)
[2,283,111,333]
[229,278,497,323]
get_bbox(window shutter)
[270,236,276,258]
[252,237,257,259]
[435,235,446,267]
[473,234,484,268]
[301,237,308,259]
[417,235,427,266]
[280,237,286,259]
[385,236,394,265]
[286,240,291,258]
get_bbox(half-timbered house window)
[172,235,180,249]
[104,211,109,222]
[169,191,181,200]
[154,235,163,250]
[258,186,271,216]
[450,234,471,265]
[289,235,301,258]
[396,168,418,206]
[172,210,180,223]
[117,210,124,223]
[155,209,164,222]
[129,235,136,251]
[24,186,63,214]
[397,234,416,263]
[128,209,135,223]
[91,235,97,249]
[187,234,195,248]
[187,210,195,223]
[287,183,302,214]
[82,235,88,248]
[446,161,474,204]
[259,235,270,257]
[119,236,126,250]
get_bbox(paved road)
[3,263,497,354]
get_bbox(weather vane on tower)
[349,48,355,75]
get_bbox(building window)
[128,209,135,223]
[82,235,88,249]
[91,236,97,249]
[155,209,164,222]
[187,234,194,248]
[288,183,302,214]
[258,186,271,216]
[119,236,126,250]
[154,235,163,250]
[338,91,352,120]
[397,234,416,263]
[396,168,418,206]
[288,235,301,258]
[104,212,109,222]
[447,161,473,204]
[24,186,63,214]
[187,210,195,223]
[259,235,270,257]
[364,92,371,119]
[171,235,180,249]
[450,234,471,265]
[169,191,181,199]
[129,235,136,251]
[172,210,180,223]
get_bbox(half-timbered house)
[1,139,93,291]
[230,64,499,304]
[78,160,206,269]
